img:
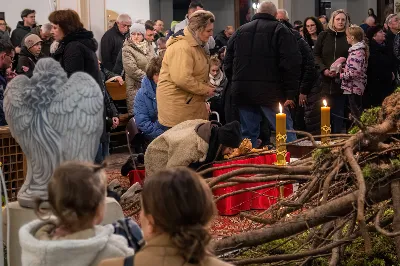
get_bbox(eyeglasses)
[120,24,132,28]
[306,24,316,28]
[0,23,6,26]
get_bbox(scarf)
[134,40,150,55]
[209,69,224,87]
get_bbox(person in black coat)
[281,19,320,135]
[49,10,109,149]
[214,26,234,53]
[224,1,301,147]
[365,26,394,108]
[101,14,131,71]
[314,9,350,134]
[16,34,44,78]
[10,9,36,50]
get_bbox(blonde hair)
[209,55,221,67]
[35,161,108,232]
[328,9,349,32]
[188,10,215,32]
[347,24,370,60]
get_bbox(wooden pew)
[106,82,129,139]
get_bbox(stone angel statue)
[4,58,104,208]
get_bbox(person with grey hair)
[224,1,301,147]
[385,14,400,82]
[22,23,54,57]
[101,13,132,71]
[276,9,289,21]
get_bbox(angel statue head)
[4,58,104,208]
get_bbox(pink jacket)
[340,41,368,95]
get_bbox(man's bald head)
[224,26,235,38]
[276,9,289,21]
[258,1,277,17]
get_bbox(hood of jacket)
[19,220,125,266]
[141,76,157,99]
[16,21,36,31]
[62,29,98,52]
[166,27,199,48]
[349,41,366,53]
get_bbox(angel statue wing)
[4,58,104,208]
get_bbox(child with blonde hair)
[208,55,228,123]
[19,161,135,266]
[339,24,369,120]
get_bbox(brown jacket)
[144,119,210,177]
[157,27,210,127]
[99,233,232,266]
[122,39,154,115]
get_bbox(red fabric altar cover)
[213,153,292,216]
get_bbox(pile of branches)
[203,91,400,265]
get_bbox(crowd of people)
[0,0,399,264]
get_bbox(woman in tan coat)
[99,167,232,266]
[157,10,216,128]
[122,22,154,115]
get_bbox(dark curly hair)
[303,16,324,48]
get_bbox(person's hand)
[207,85,216,98]
[299,94,307,107]
[206,102,211,113]
[115,76,124,85]
[324,69,332,77]
[112,117,119,128]
[22,66,29,73]
[15,46,21,54]
[284,100,295,109]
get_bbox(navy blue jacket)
[134,76,165,140]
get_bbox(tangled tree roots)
[206,91,400,265]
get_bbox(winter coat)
[16,46,44,78]
[387,30,398,75]
[282,20,318,96]
[304,85,322,135]
[10,21,36,48]
[112,49,123,76]
[122,39,154,116]
[100,63,119,133]
[157,27,210,127]
[52,29,102,86]
[19,219,134,266]
[224,13,301,107]
[131,233,232,266]
[340,41,368,95]
[214,30,229,51]
[21,26,54,57]
[144,119,217,177]
[365,39,394,107]
[101,23,129,71]
[0,71,7,126]
[0,30,11,45]
[134,76,165,140]
[314,29,350,96]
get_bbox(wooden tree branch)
[374,205,400,237]
[322,161,344,204]
[213,180,392,255]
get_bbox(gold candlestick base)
[275,132,288,166]
[321,125,331,145]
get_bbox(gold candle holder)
[275,133,287,166]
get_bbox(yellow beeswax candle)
[276,103,287,165]
[321,99,331,144]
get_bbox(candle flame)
[279,103,282,113]
[323,99,327,107]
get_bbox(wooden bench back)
[106,82,126,101]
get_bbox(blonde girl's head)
[35,161,108,233]
[209,55,221,77]
[346,24,365,44]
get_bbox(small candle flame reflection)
[323,99,327,107]
[279,103,282,113]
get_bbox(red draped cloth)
[212,153,292,216]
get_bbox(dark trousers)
[326,94,346,134]
[347,94,363,121]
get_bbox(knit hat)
[24,34,42,49]
[130,22,146,36]
[217,121,242,148]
